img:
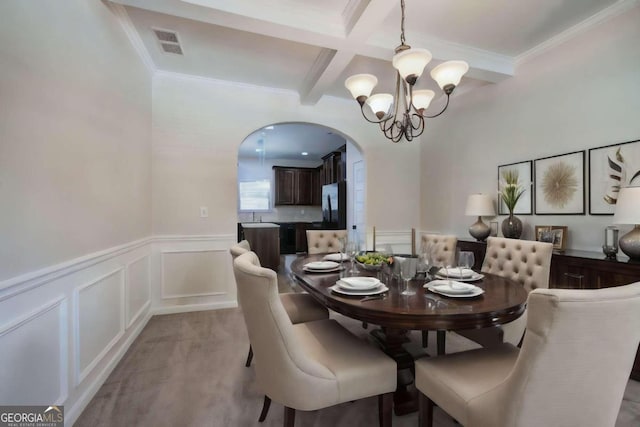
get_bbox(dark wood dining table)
[290,254,528,415]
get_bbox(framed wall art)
[497,160,533,215]
[534,150,585,215]
[588,139,640,215]
[534,225,568,251]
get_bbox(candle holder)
[602,226,619,259]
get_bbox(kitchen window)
[239,180,271,211]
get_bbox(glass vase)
[501,213,523,239]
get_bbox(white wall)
[152,72,423,239]
[0,1,153,424]
[420,7,640,252]
[0,0,152,280]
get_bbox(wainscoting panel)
[126,254,151,328]
[0,297,67,405]
[161,250,227,298]
[74,268,125,384]
[1,234,238,425]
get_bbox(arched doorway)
[237,122,365,253]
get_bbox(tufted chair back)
[481,237,553,293]
[421,234,457,267]
[306,230,347,254]
[476,237,553,345]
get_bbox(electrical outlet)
[200,206,208,218]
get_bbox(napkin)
[323,253,349,262]
[438,267,474,278]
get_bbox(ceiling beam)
[108,0,514,103]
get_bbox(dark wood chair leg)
[245,345,253,367]
[378,392,393,427]
[422,330,429,348]
[284,406,295,427]
[418,392,433,427]
[437,330,446,355]
[362,321,368,329]
[258,395,271,422]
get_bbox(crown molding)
[515,0,640,66]
[105,1,156,75]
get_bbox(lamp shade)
[430,60,469,90]
[345,74,378,99]
[412,90,435,111]
[613,187,640,224]
[392,48,432,83]
[465,194,495,216]
[365,93,394,119]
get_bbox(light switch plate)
[200,206,208,218]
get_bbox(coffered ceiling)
[108,0,631,105]
[105,0,635,159]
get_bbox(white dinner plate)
[425,280,484,298]
[323,253,349,262]
[303,266,343,273]
[336,277,380,291]
[329,283,389,296]
[434,272,484,282]
[304,261,340,270]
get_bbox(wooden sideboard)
[457,239,640,381]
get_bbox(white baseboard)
[152,300,238,315]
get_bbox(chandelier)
[344,0,469,143]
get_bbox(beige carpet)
[74,306,640,427]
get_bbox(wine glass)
[397,257,417,296]
[458,251,475,279]
[345,241,359,275]
[418,241,433,280]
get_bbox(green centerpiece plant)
[499,170,525,239]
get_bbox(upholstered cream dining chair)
[421,234,457,268]
[415,282,640,427]
[457,237,553,348]
[233,251,397,427]
[420,234,457,350]
[306,229,347,254]
[229,241,328,368]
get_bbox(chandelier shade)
[412,90,435,111]
[366,93,394,119]
[344,74,378,101]
[392,48,432,84]
[430,61,470,93]
[344,0,469,143]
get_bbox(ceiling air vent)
[153,28,183,55]
[161,43,183,55]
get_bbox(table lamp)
[613,186,640,261]
[465,194,495,241]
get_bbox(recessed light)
[301,152,308,156]
[255,148,263,152]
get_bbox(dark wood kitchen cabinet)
[274,166,321,206]
[321,145,346,185]
[457,239,640,380]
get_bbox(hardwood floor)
[74,256,640,426]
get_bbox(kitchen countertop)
[241,222,280,229]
